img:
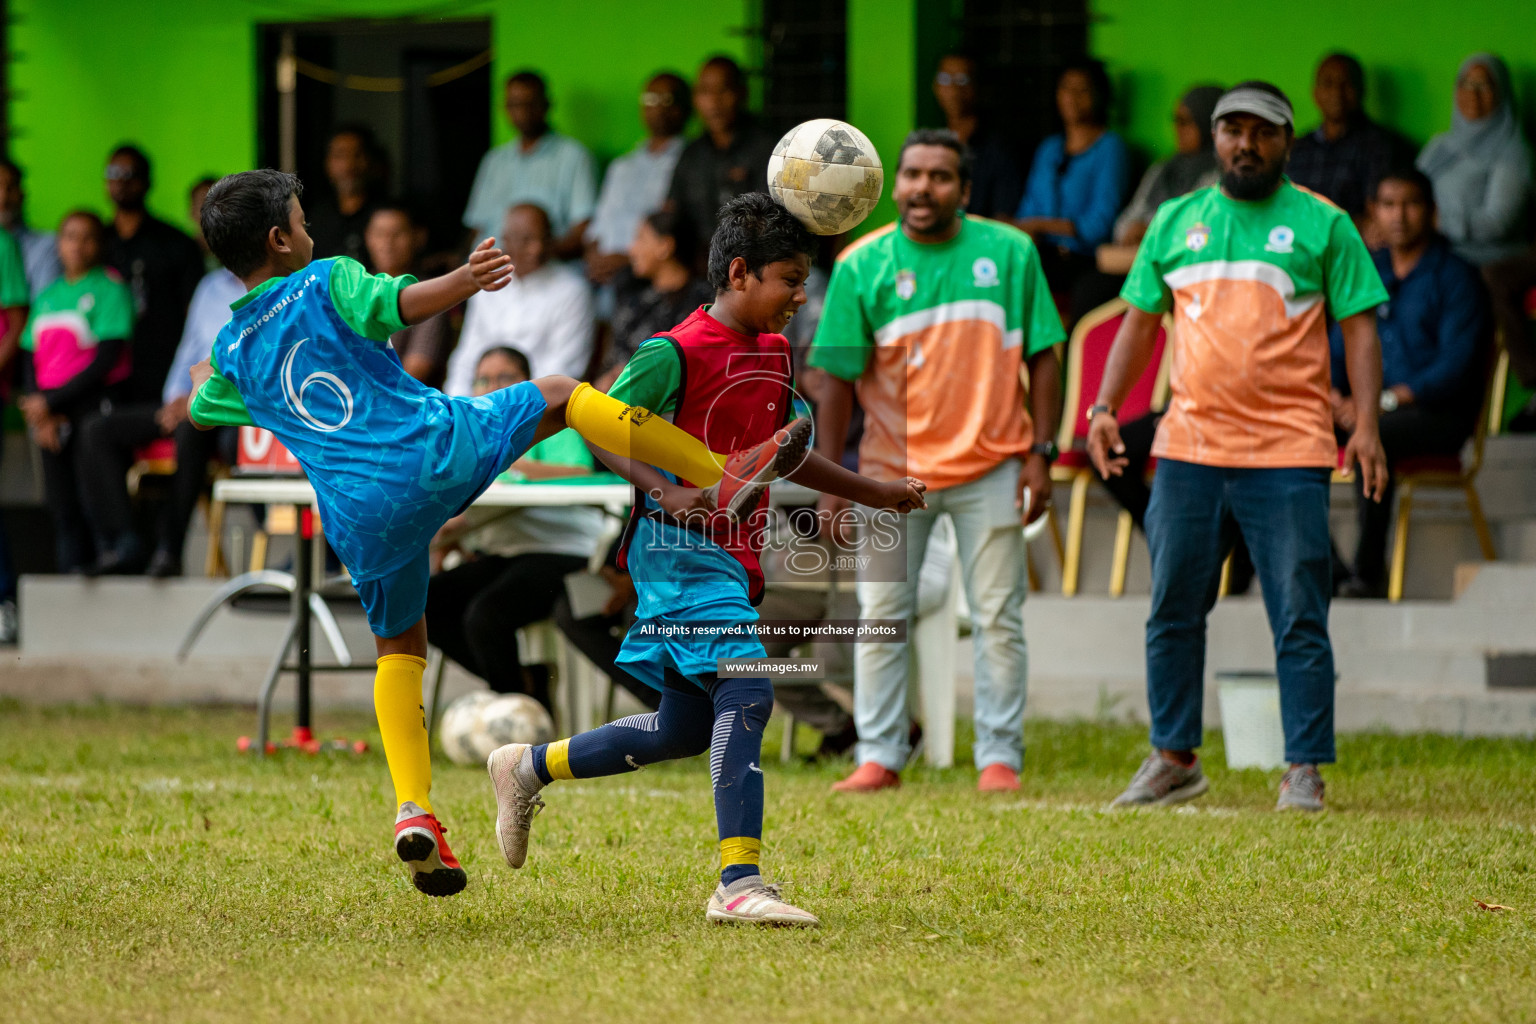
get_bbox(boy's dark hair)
[505,69,547,96]
[644,209,697,272]
[59,208,106,245]
[1372,165,1436,208]
[0,157,22,181]
[700,55,747,95]
[110,144,152,184]
[201,169,304,278]
[1319,51,1366,94]
[370,198,422,227]
[478,346,531,380]
[706,192,815,292]
[1059,58,1113,125]
[898,128,973,185]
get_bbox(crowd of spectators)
[0,46,1531,720]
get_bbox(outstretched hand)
[874,477,927,514]
[467,237,515,292]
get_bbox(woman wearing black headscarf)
[1112,85,1224,244]
[1072,85,1224,321]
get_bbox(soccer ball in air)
[437,692,556,766]
[767,119,884,235]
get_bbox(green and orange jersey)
[807,215,1064,490]
[1121,179,1388,469]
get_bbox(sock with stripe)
[373,653,432,812]
[564,381,726,486]
[707,674,772,886]
[525,678,714,786]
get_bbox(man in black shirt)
[665,56,777,261]
[306,126,382,267]
[931,54,1024,220]
[1287,53,1411,240]
[88,144,204,575]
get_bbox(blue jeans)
[1145,459,1336,764]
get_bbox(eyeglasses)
[104,166,142,182]
[641,91,677,108]
[934,72,972,87]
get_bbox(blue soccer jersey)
[190,257,544,581]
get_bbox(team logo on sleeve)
[1185,224,1210,251]
[971,257,1000,288]
[895,269,916,300]
[282,339,354,432]
[1265,225,1295,253]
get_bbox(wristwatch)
[1086,402,1116,422]
[1029,440,1059,464]
[1379,390,1400,413]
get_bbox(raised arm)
[397,238,513,325]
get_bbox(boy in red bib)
[489,193,926,926]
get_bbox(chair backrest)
[236,426,303,475]
[1056,298,1171,449]
[1466,346,1509,479]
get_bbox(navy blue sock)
[708,675,773,886]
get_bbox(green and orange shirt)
[1121,180,1388,468]
[808,215,1064,490]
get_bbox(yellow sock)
[374,654,432,812]
[566,381,726,487]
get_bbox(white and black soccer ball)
[479,693,557,751]
[767,119,884,236]
[438,692,556,766]
[438,691,498,766]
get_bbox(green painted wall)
[8,0,748,235]
[13,0,1535,240]
[1091,0,1536,164]
[847,0,918,232]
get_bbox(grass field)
[3,702,1535,1023]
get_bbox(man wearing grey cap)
[1085,81,1390,812]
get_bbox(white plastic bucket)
[1215,671,1285,770]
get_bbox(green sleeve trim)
[188,348,253,428]
[327,258,414,342]
[607,337,682,414]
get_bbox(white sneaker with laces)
[705,876,819,927]
[487,743,545,868]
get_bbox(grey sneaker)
[1110,751,1210,808]
[705,876,819,927]
[487,743,545,868]
[1276,763,1325,812]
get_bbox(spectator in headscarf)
[1115,86,1224,247]
[1077,86,1224,319]
[1416,53,1532,266]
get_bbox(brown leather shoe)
[831,761,901,793]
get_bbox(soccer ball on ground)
[437,691,556,766]
[767,119,884,236]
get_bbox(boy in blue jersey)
[486,193,928,927]
[188,171,811,898]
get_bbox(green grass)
[3,702,1535,1023]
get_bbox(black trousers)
[39,426,95,573]
[1350,404,1475,586]
[76,404,233,559]
[425,551,589,707]
[551,594,663,711]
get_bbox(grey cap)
[1211,85,1294,130]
